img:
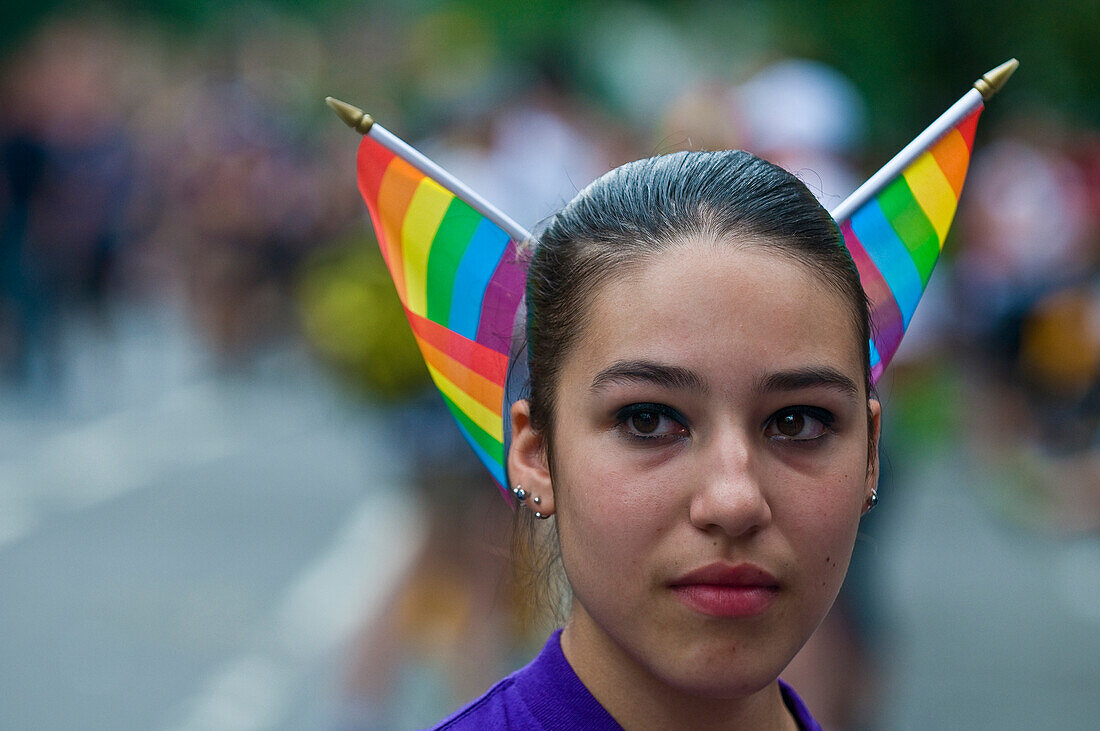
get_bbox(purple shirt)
[429,630,822,730]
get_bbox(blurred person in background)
[0,102,47,382]
[863,119,1100,729]
[954,119,1098,532]
[140,60,342,361]
[0,19,135,387]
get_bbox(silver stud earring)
[532,496,541,505]
[866,489,879,511]
[512,485,527,501]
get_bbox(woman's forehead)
[564,244,865,390]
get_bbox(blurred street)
[0,303,421,730]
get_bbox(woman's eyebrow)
[756,367,859,397]
[590,360,708,394]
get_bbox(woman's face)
[512,239,879,699]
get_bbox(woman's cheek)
[557,457,660,586]
[803,502,861,595]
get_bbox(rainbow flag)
[356,134,526,490]
[837,106,982,382]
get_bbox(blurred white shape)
[737,59,867,155]
[273,488,425,661]
[489,105,610,226]
[163,654,294,731]
[163,486,424,731]
[965,138,1091,281]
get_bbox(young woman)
[432,149,881,730]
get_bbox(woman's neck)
[560,608,799,731]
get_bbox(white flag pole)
[326,97,533,244]
[829,58,1018,223]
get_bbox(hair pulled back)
[524,149,871,439]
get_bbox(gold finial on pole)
[325,97,374,134]
[973,58,1019,101]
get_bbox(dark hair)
[525,149,871,439]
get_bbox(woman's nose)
[687,430,772,538]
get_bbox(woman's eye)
[616,404,688,440]
[766,407,834,441]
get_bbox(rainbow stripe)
[356,135,526,489]
[838,106,982,382]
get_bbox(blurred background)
[0,1,1097,729]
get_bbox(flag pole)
[829,58,1018,223]
[325,97,533,244]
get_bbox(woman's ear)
[864,397,882,512]
[508,399,555,515]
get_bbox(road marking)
[161,487,423,731]
[0,378,332,550]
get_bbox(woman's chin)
[650,645,795,701]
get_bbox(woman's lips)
[669,563,780,617]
